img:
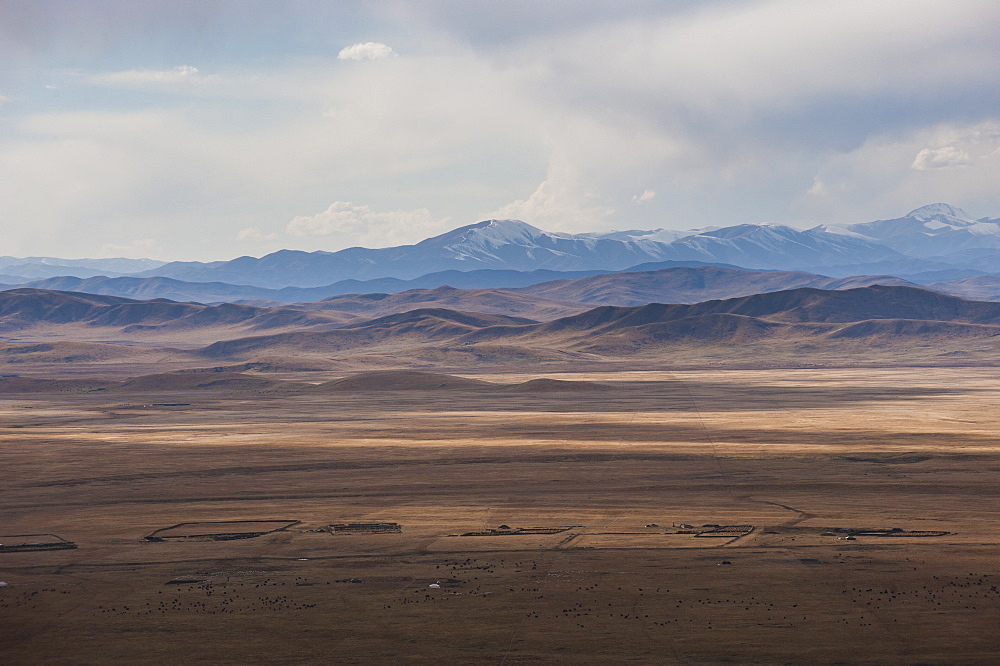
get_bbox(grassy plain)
[2,366,1000,664]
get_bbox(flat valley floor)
[3,366,1000,664]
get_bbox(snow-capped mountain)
[817,204,1000,257]
[136,218,912,289]
[580,228,695,243]
[139,220,689,288]
[5,204,996,291]
[410,220,682,269]
[649,224,903,270]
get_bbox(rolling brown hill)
[515,266,915,306]
[197,285,1000,364]
[501,378,611,392]
[307,286,590,320]
[200,308,536,358]
[4,285,997,372]
[930,275,1000,302]
[0,370,295,395]
[117,371,289,392]
[315,370,612,392]
[532,284,1000,330]
[0,289,140,327]
[825,318,1000,340]
[0,288,354,341]
[0,369,617,395]
[0,376,118,393]
[315,370,494,391]
[0,340,190,365]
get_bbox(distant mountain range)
[6,261,740,304]
[122,215,920,287]
[131,220,695,287]
[1,204,997,301]
[9,264,999,308]
[0,255,166,280]
[119,203,1000,286]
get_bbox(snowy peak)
[407,218,688,271]
[823,203,1000,257]
[906,203,974,224]
[419,219,553,249]
[464,219,564,245]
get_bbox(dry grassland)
[2,366,1000,664]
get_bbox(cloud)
[91,65,213,86]
[806,177,828,196]
[488,158,615,231]
[523,0,1000,116]
[337,42,396,61]
[911,146,971,170]
[236,227,277,241]
[793,119,1000,224]
[3,2,1000,259]
[286,201,446,247]
[632,189,655,203]
[0,94,9,106]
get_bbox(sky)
[1,0,999,261]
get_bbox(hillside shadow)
[297,380,987,414]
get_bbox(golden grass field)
[2,366,1000,664]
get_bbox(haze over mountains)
[1,204,998,331]
[106,204,1000,285]
[0,256,165,280]
[1,205,996,293]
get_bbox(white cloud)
[337,42,396,61]
[521,0,1000,119]
[488,159,614,231]
[632,189,656,203]
[3,2,1000,259]
[236,227,277,241]
[91,65,213,86]
[793,119,1000,223]
[0,95,9,106]
[806,177,828,196]
[287,201,446,247]
[911,146,971,170]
